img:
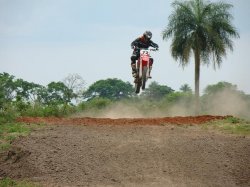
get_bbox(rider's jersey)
[131,36,159,49]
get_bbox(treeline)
[1,72,250,122]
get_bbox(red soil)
[17,115,229,126]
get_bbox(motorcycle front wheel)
[135,78,142,94]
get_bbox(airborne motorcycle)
[134,48,157,94]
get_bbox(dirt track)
[1,116,250,187]
[16,115,228,126]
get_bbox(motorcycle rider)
[130,31,159,78]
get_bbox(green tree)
[142,81,174,100]
[0,72,16,108]
[15,78,43,102]
[0,72,44,106]
[83,78,134,100]
[162,0,239,114]
[46,81,75,105]
[203,81,237,95]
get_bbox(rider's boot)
[131,63,137,78]
[148,65,152,79]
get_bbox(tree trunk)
[194,48,200,115]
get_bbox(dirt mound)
[0,146,39,179]
[17,115,229,126]
[1,115,249,187]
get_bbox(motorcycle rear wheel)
[141,67,148,90]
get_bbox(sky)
[0,0,250,94]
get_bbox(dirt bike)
[134,48,157,94]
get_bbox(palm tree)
[180,84,192,93]
[162,0,239,114]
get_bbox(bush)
[17,102,77,117]
[80,97,112,111]
[0,123,33,152]
[0,104,19,124]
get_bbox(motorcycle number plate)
[140,49,149,55]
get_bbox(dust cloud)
[74,101,196,119]
[166,103,195,117]
[99,103,146,119]
[203,89,250,119]
[73,89,250,120]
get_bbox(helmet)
[143,31,152,40]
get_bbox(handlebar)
[133,46,159,51]
[148,48,158,51]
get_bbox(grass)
[203,116,250,135]
[0,122,45,152]
[0,178,40,187]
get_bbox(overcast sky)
[1,0,250,94]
